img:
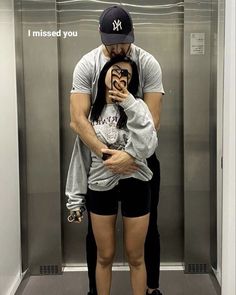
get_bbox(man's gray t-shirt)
[71,44,164,100]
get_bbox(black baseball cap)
[99,5,134,46]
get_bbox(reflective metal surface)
[14,0,29,274]
[183,0,217,272]
[209,0,218,271]
[16,0,218,276]
[20,0,62,275]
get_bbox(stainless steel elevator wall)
[20,0,62,274]
[14,0,28,274]
[183,0,217,272]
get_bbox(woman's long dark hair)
[90,55,139,129]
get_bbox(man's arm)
[70,93,107,157]
[70,92,138,173]
[102,91,163,173]
[143,92,163,131]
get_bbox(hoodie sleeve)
[119,93,158,160]
[65,136,91,212]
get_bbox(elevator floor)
[16,270,220,295]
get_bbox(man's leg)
[145,155,161,293]
[86,212,97,294]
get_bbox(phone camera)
[120,69,128,76]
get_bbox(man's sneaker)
[146,289,163,295]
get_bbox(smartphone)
[111,68,128,91]
[111,68,128,103]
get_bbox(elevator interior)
[15,0,222,294]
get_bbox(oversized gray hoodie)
[65,93,158,212]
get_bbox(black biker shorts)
[86,177,151,218]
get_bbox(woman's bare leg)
[123,214,150,295]
[90,213,117,295]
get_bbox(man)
[69,5,164,295]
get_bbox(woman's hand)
[109,81,129,104]
[68,210,83,223]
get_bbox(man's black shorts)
[86,178,151,218]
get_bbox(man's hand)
[101,148,139,175]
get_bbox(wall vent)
[40,265,59,275]
[186,263,208,273]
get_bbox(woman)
[66,55,158,295]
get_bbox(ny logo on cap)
[112,19,122,31]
